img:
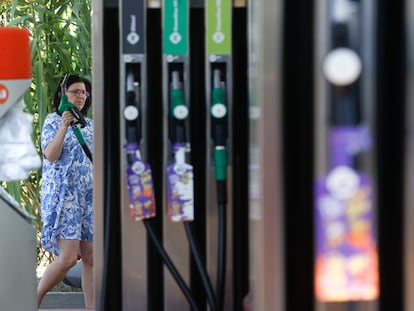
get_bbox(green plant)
[0,0,91,265]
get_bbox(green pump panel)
[163,0,188,55]
[206,0,232,55]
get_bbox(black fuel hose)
[184,222,218,311]
[216,183,227,311]
[144,219,200,311]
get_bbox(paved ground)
[38,292,88,310]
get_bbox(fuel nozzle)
[171,71,189,121]
[210,69,228,184]
[57,74,92,162]
[58,95,87,128]
[58,74,87,128]
[170,70,189,144]
[124,70,141,143]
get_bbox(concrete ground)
[38,259,87,310]
[38,292,88,310]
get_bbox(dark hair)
[52,74,92,115]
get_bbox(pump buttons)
[322,47,362,86]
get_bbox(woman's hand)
[61,111,75,128]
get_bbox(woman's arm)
[43,111,74,162]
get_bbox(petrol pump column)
[118,1,157,310]
[206,0,232,309]
[119,1,201,309]
[120,0,156,221]
[314,0,379,309]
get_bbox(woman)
[37,74,94,309]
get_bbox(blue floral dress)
[40,112,94,256]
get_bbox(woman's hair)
[52,74,92,115]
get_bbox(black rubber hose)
[81,144,93,163]
[184,222,217,311]
[143,219,200,311]
[101,190,111,311]
[216,201,226,311]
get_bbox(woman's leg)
[37,239,79,307]
[80,241,94,309]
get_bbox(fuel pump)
[163,1,218,309]
[206,1,232,309]
[163,0,193,228]
[314,0,378,310]
[116,0,158,309]
[94,0,249,309]
[0,26,38,311]
[120,0,205,310]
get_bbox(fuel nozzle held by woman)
[58,93,87,128]
[56,73,93,162]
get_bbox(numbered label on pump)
[167,143,194,221]
[124,142,156,221]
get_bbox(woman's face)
[66,82,89,111]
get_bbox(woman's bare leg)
[37,239,79,307]
[80,241,94,309]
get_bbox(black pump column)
[205,0,233,309]
[119,0,156,310]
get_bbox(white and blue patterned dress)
[40,112,94,256]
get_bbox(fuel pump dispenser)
[120,1,204,310]
[117,0,157,309]
[94,0,248,309]
[314,0,378,310]
[205,1,232,309]
[163,2,219,309]
[162,2,194,307]
[0,26,38,311]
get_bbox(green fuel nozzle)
[58,95,86,128]
[72,126,86,145]
[210,69,229,188]
[210,69,228,147]
[170,70,189,144]
[58,94,76,114]
[58,74,92,162]
[214,147,228,181]
[171,71,189,121]
[60,99,92,162]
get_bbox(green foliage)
[0,0,91,264]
